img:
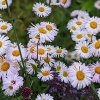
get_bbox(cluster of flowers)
[1,0,100,100]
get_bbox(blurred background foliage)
[1,0,98,51]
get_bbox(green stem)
[5,0,25,72]
[90,83,98,98]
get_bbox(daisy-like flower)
[94,0,100,10]
[77,11,90,20]
[6,43,27,62]
[89,61,100,83]
[68,62,92,89]
[0,58,18,78]
[75,41,91,58]
[45,45,55,55]
[2,85,16,96]
[26,59,37,75]
[97,88,100,99]
[37,66,53,82]
[54,61,66,72]
[67,19,81,33]
[2,73,23,91]
[71,51,80,60]
[40,55,55,67]
[32,2,51,17]
[71,30,86,42]
[36,93,54,100]
[52,46,67,58]
[89,39,100,57]
[0,0,12,10]
[58,65,69,83]
[0,35,11,56]
[27,42,37,59]
[65,52,73,61]
[59,0,71,8]
[85,16,100,34]
[28,23,55,43]
[0,21,12,34]
[40,21,58,37]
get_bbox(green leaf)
[82,0,95,12]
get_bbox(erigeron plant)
[0,0,100,100]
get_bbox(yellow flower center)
[87,34,92,38]
[56,49,62,53]
[1,25,7,30]
[56,66,61,71]
[71,26,76,31]
[1,62,10,71]
[76,71,85,80]
[38,28,47,34]
[39,7,45,12]
[9,86,13,90]
[98,3,100,6]
[62,0,67,4]
[30,46,35,53]
[11,80,16,84]
[42,70,49,76]
[0,41,2,48]
[95,66,100,74]
[38,48,45,55]
[81,46,88,53]
[76,34,83,39]
[46,25,53,31]
[67,54,71,58]
[90,21,97,29]
[74,54,78,58]
[63,71,68,77]
[95,41,100,49]
[44,57,50,63]
[81,16,84,19]
[2,0,6,5]
[42,99,46,100]
[12,50,20,56]
[35,34,40,39]
[76,21,82,25]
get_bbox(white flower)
[40,21,58,37]
[58,65,69,83]
[26,59,37,75]
[50,0,60,6]
[71,51,80,60]
[71,30,86,42]
[27,43,37,59]
[0,59,18,78]
[37,66,53,82]
[33,2,51,17]
[52,46,67,58]
[65,52,73,61]
[75,41,91,58]
[36,93,54,100]
[6,43,27,62]
[89,61,100,83]
[68,62,92,89]
[54,61,66,72]
[2,73,23,91]
[28,23,55,43]
[94,0,100,10]
[85,16,100,34]
[0,35,11,56]
[0,21,12,34]
[2,85,16,96]
[40,55,55,67]
[59,0,71,8]
[0,0,12,9]
[70,10,80,17]
[89,39,100,57]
